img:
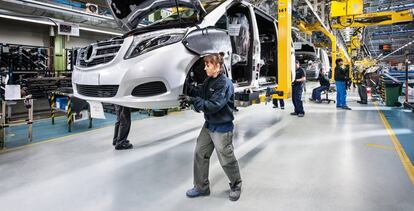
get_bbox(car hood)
[106,0,206,31]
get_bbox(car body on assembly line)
[72,0,295,109]
[294,42,330,80]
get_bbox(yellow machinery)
[354,58,376,69]
[299,22,339,79]
[330,0,414,81]
[331,2,413,29]
[259,0,412,100]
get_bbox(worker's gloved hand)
[178,94,193,108]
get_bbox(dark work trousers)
[193,125,242,192]
[358,84,368,103]
[273,99,285,108]
[113,105,131,144]
[292,84,305,114]
[312,85,329,101]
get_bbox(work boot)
[229,180,242,201]
[342,106,352,110]
[186,187,210,198]
[113,139,130,146]
[290,112,298,115]
[357,101,367,104]
[115,140,133,150]
[298,113,305,117]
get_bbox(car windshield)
[138,0,226,27]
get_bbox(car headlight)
[125,32,185,59]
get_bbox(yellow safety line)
[375,103,414,186]
[366,143,395,151]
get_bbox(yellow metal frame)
[330,0,364,17]
[276,0,292,99]
[297,21,312,36]
[302,22,338,80]
[331,9,414,29]
[350,35,361,50]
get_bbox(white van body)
[72,0,295,108]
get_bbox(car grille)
[77,39,124,68]
[76,84,119,98]
[132,82,167,97]
[79,56,116,67]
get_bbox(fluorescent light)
[79,27,123,36]
[0,14,54,26]
[0,13,123,36]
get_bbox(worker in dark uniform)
[113,105,133,150]
[291,60,306,117]
[273,98,285,109]
[179,53,242,201]
[356,70,368,104]
[310,68,330,103]
[334,59,352,110]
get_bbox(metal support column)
[276,0,292,99]
[50,94,56,125]
[27,99,33,142]
[67,96,73,132]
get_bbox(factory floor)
[0,85,413,211]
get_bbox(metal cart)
[49,90,92,132]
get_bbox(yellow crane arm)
[331,9,414,29]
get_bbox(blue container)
[56,97,69,111]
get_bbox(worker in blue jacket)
[179,52,242,201]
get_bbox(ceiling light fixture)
[0,13,123,36]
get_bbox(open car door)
[183,27,232,74]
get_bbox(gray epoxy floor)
[0,87,414,211]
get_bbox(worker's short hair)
[295,60,300,64]
[336,58,343,64]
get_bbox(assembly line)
[1,0,414,210]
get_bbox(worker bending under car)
[179,52,242,201]
[334,59,352,110]
[310,68,330,103]
[291,60,306,117]
[113,105,133,150]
